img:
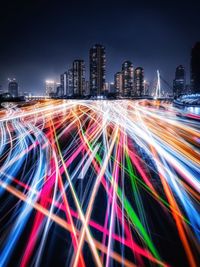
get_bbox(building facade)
[8,79,18,97]
[85,81,90,96]
[173,65,185,97]
[191,42,200,93]
[60,72,67,96]
[122,61,134,97]
[45,80,56,96]
[114,72,123,96]
[60,69,74,97]
[56,84,64,97]
[144,80,150,96]
[67,68,74,96]
[73,60,85,96]
[90,44,106,96]
[134,67,144,96]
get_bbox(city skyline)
[0,42,196,95]
[1,0,200,93]
[1,41,200,98]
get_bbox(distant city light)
[45,80,55,84]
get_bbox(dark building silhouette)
[173,65,185,97]
[8,79,18,97]
[73,60,85,96]
[90,44,106,96]
[191,42,200,93]
[122,61,134,97]
[114,72,123,96]
[134,67,144,96]
[56,84,64,97]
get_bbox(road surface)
[0,100,199,267]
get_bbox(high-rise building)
[104,82,109,95]
[173,65,185,97]
[122,61,134,97]
[90,44,106,96]
[109,82,115,93]
[191,42,200,93]
[67,68,74,96]
[114,72,123,96]
[134,67,144,96]
[45,80,56,96]
[73,60,85,96]
[104,82,115,95]
[56,83,64,97]
[85,81,90,96]
[60,69,74,97]
[60,72,67,96]
[8,78,18,97]
[144,80,150,96]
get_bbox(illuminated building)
[114,72,123,96]
[60,69,73,97]
[60,72,67,96]
[90,44,106,96]
[173,65,185,97]
[8,78,18,97]
[85,81,90,96]
[67,68,73,96]
[134,67,144,96]
[144,80,150,95]
[109,82,115,93]
[45,80,56,96]
[73,60,85,96]
[191,42,200,93]
[104,82,109,95]
[122,61,134,97]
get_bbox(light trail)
[0,99,199,267]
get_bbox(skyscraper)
[90,44,106,96]
[114,72,123,96]
[191,42,200,93]
[60,72,67,96]
[67,68,74,96]
[109,82,115,94]
[144,80,150,96]
[122,61,134,97]
[60,69,74,97]
[8,79,18,97]
[173,65,185,97]
[73,60,85,96]
[45,80,56,96]
[134,67,144,96]
[85,81,90,96]
[56,83,64,97]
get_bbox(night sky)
[0,0,200,94]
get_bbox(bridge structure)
[155,70,161,99]
[151,70,173,101]
[25,95,50,101]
